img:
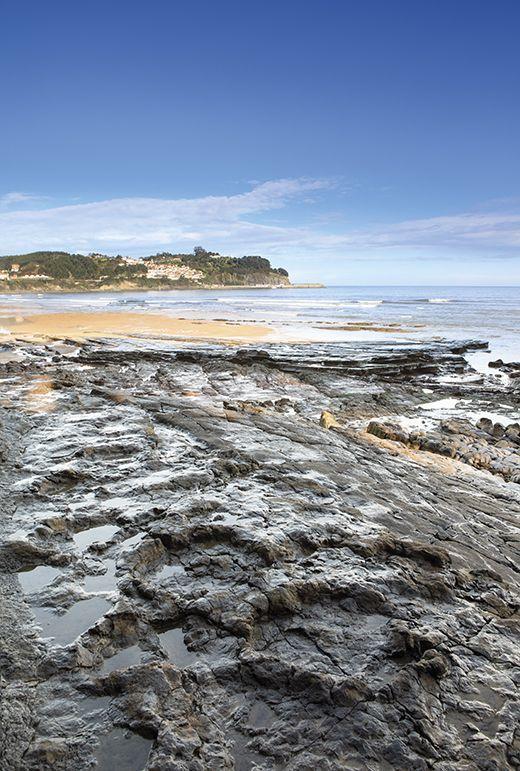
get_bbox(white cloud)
[0,179,519,263]
[0,179,329,253]
[0,191,45,208]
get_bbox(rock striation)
[367,417,520,483]
[0,338,518,770]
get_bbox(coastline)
[0,309,438,345]
[0,335,518,770]
[0,281,324,294]
[0,310,272,343]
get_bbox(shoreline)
[0,309,446,345]
[0,310,272,343]
[0,282,325,294]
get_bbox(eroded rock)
[0,338,518,770]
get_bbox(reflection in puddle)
[101,645,144,674]
[33,597,110,646]
[73,525,119,550]
[95,727,152,771]
[0,349,25,363]
[248,700,276,728]
[155,562,185,582]
[159,626,198,668]
[18,565,61,593]
[83,559,117,593]
[226,698,277,771]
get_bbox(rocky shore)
[0,337,519,770]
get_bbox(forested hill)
[0,247,291,289]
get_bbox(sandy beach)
[0,310,272,343]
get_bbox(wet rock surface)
[0,338,519,770]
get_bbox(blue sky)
[1,0,519,284]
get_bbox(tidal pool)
[101,644,144,674]
[33,596,110,646]
[18,564,61,593]
[73,524,120,550]
[83,558,117,593]
[95,727,152,771]
[159,626,198,668]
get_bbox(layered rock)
[367,416,520,482]
[0,339,518,770]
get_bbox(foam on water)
[0,286,518,365]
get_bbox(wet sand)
[0,309,425,345]
[0,310,272,343]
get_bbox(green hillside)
[0,247,290,289]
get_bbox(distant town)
[0,255,204,284]
[0,247,292,291]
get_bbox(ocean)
[0,285,518,370]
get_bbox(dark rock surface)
[0,339,518,770]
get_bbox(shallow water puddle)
[466,409,519,427]
[159,626,198,667]
[0,349,25,363]
[83,559,117,593]
[73,524,119,550]
[33,596,110,646]
[419,397,461,411]
[18,564,61,593]
[7,528,32,541]
[95,727,152,771]
[101,644,144,674]
[247,700,276,728]
[417,397,519,427]
[155,562,185,582]
[23,375,58,414]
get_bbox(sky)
[1,0,519,285]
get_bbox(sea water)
[0,285,518,363]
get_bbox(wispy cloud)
[322,212,520,250]
[0,179,519,263]
[0,191,46,208]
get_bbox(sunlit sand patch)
[0,310,272,343]
[23,375,58,413]
[360,428,467,475]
